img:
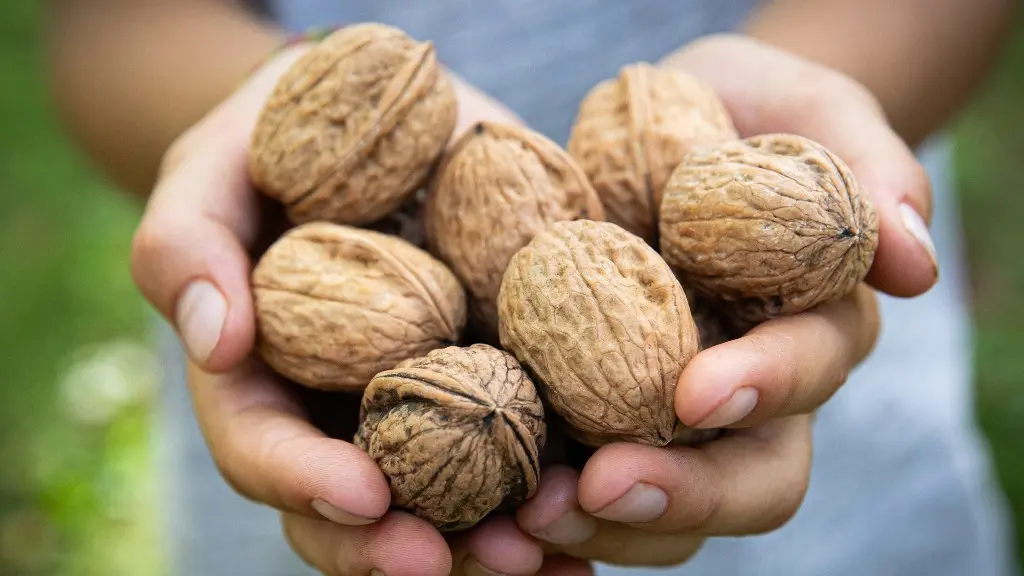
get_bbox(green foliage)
[954,10,1024,561]
[0,3,162,575]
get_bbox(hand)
[130,42,576,575]
[517,34,910,567]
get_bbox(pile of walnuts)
[246,24,879,531]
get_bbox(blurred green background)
[1,3,1023,575]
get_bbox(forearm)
[47,1,286,196]
[741,0,1016,147]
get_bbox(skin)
[46,0,1016,573]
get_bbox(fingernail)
[530,509,599,545]
[176,280,226,363]
[462,556,505,576]
[694,387,758,429]
[592,482,668,524]
[899,203,938,277]
[311,498,378,526]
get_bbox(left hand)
[516,33,919,568]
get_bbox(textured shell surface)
[251,222,466,391]
[497,220,700,447]
[659,133,879,323]
[248,23,457,226]
[425,122,605,340]
[354,344,545,531]
[568,63,737,244]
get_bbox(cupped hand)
[130,41,572,575]
[517,33,922,568]
[518,289,874,567]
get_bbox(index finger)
[665,35,938,298]
[676,284,879,429]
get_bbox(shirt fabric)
[155,1,1019,574]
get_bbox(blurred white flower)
[59,339,157,425]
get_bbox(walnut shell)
[424,122,605,341]
[249,23,457,226]
[497,220,701,447]
[568,63,737,245]
[355,344,545,531]
[659,134,879,323]
[251,222,466,391]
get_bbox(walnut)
[497,220,702,447]
[251,222,466,391]
[355,344,545,531]
[424,122,605,341]
[248,23,457,226]
[568,63,737,245]
[659,134,879,324]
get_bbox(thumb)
[131,138,260,372]
[130,44,312,372]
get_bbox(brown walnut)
[355,344,545,531]
[659,133,879,323]
[497,220,701,447]
[248,23,457,226]
[251,222,466,391]
[425,122,605,341]
[568,63,737,245]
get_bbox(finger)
[518,466,703,567]
[558,521,705,567]
[767,74,938,298]
[282,511,451,576]
[667,35,938,297]
[578,415,812,536]
[189,359,391,524]
[536,556,594,576]
[133,141,259,372]
[516,466,599,548]
[448,516,544,576]
[676,284,879,429]
[130,47,307,372]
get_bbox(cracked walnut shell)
[568,63,737,244]
[659,134,879,323]
[497,220,701,447]
[252,222,466,391]
[425,122,605,340]
[355,344,545,531]
[248,23,457,226]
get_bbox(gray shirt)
[157,2,1018,574]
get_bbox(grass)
[0,3,1022,574]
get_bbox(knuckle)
[665,451,720,532]
[158,127,199,179]
[781,67,879,128]
[904,161,934,220]
[129,220,169,289]
[211,445,259,503]
[756,478,809,534]
[744,330,800,419]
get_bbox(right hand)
[132,42,585,575]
